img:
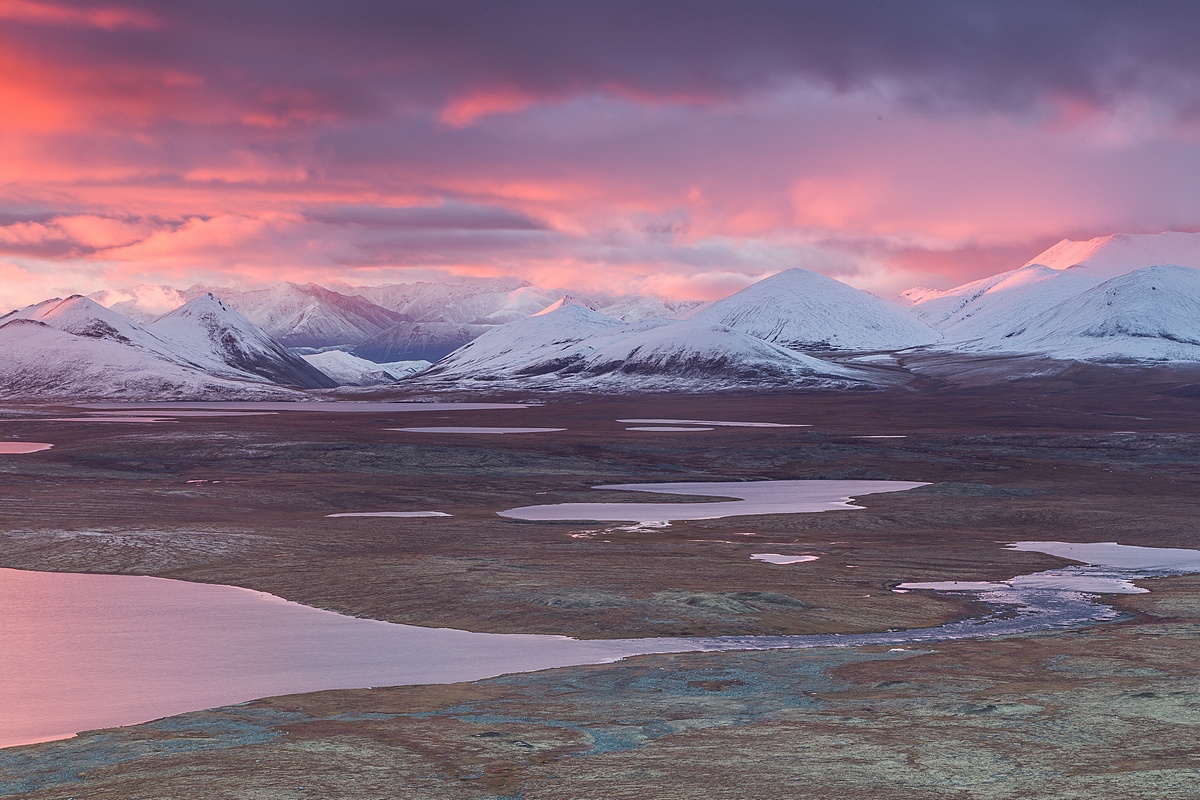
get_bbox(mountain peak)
[532,295,598,316]
[0,294,169,351]
[1025,231,1200,280]
[691,268,938,351]
[169,292,230,314]
[150,295,337,389]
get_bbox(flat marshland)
[1,381,1199,798]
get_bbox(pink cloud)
[0,215,150,250]
[3,6,1200,304]
[53,215,154,249]
[439,88,542,128]
[0,0,159,30]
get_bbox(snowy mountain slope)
[418,300,874,391]
[475,286,558,323]
[598,294,705,322]
[148,294,337,389]
[351,321,493,362]
[196,283,404,348]
[905,264,1101,344]
[899,231,1200,352]
[436,286,558,324]
[86,279,700,344]
[92,281,404,348]
[571,320,867,387]
[529,295,599,316]
[338,278,526,321]
[423,299,622,379]
[690,268,939,351]
[0,295,184,360]
[376,360,432,377]
[0,319,299,400]
[1026,232,1200,280]
[983,265,1200,361]
[299,350,427,386]
[0,293,339,395]
[89,284,189,324]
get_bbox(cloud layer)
[3,1,1200,306]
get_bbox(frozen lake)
[327,511,452,518]
[617,418,809,428]
[625,426,715,432]
[3,540,1195,749]
[37,417,179,423]
[751,553,820,565]
[88,410,278,417]
[79,401,529,413]
[0,569,678,749]
[0,442,52,454]
[391,427,566,434]
[499,479,931,522]
[900,541,1200,596]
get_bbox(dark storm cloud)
[7,0,1200,303]
[308,203,545,231]
[10,0,1200,120]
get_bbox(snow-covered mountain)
[983,265,1200,361]
[84,279,707,357]
[337,279,530,322]
[904,232,1200,361]
[91,282,404,349]
[903,264,1101,344]
[205,283,404,348]
[597,294,705,322]
[423,298,622,379]
[148,293,337,388]
[571,320,868,389]
[0,318,300,400]
[473,286,558,323]
[1023,232,1200,280]
[89,284,189,324]
[0,293,334,398]
[15,230,1200,398]
[2,295,185,361]
[351,321,493,362]
[690,268,939,351]
[902,231,1200,328]
[299,350,430,386]
[418,298,872,391]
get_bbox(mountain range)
[0,294,329,399]
[6,231,1200,398]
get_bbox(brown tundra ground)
[1,375,1199,798]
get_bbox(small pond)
[499,480,931,522]
[0,443,52,454]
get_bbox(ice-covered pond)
[751,553,820,565]
[0,442,52,454]
[2,540,1196,749]
[79,401,529,413]
[617,419,809,428]
[327,511,452,518]
[391,427,566,434]
[499,480,930,522]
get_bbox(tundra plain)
[2,376,1199,798]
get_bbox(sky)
[3,0,1200,307]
